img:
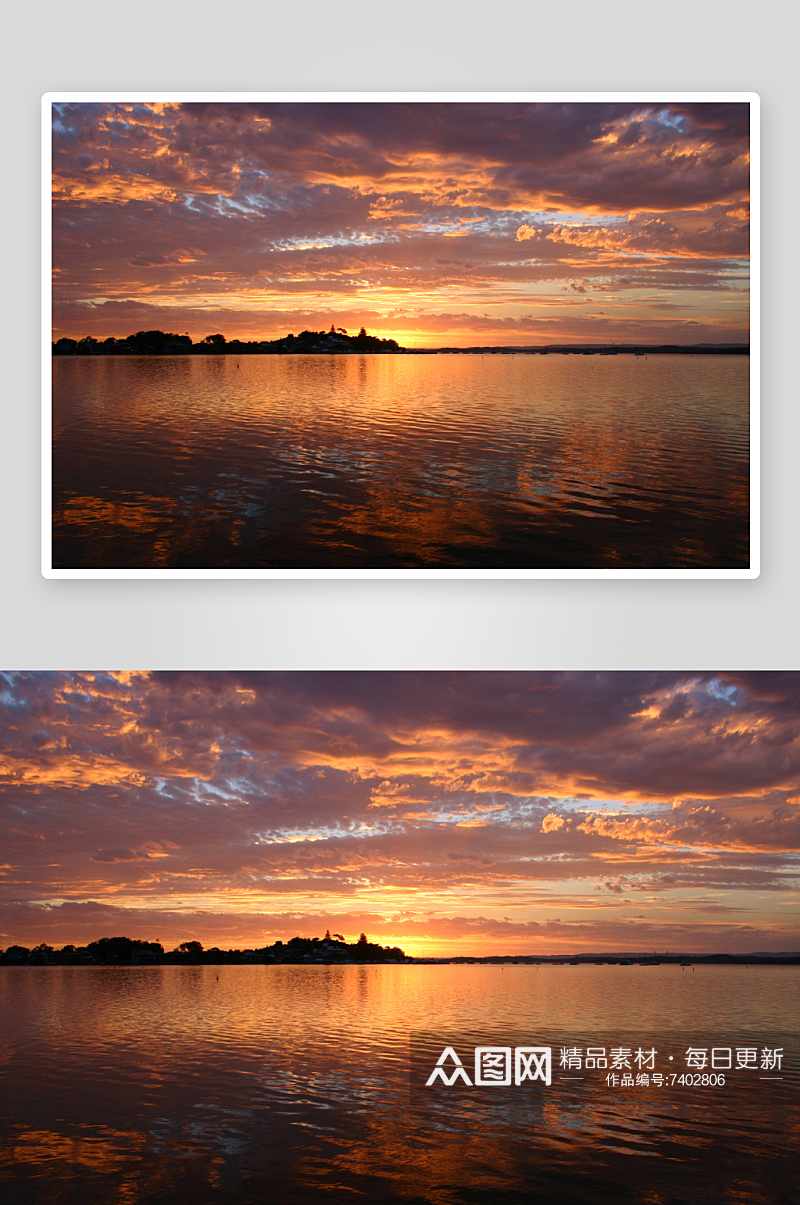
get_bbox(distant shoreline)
[51,343,750,358]
[403,344,749,356]
[410,952,799,966]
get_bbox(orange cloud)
[541,813,566,833]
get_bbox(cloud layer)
[51,102,751,346]
[0,673,796,954]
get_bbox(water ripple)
[52,354,750,569]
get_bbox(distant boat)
[679,961,692,967]
[634,351,645,357]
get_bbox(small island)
[52,326,402,357]
[0,931,409,966]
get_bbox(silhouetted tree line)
[53,331,193,355]
[0,931,408,966]
[52,325,403,356]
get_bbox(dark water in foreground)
[51,354,750,570]
[0,965,795,1204]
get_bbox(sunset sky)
[1,673,796,955]
[51,100,751,348]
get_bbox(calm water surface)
[0,965,795,1204]
[51,355,750,569]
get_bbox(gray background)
[2,1,796,670]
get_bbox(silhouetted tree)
[3,946,31,961]
[87,935,163,963]
[354,327,375,350]
[127,330,169,353]
[178,940,204,956]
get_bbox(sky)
[1,672,796,956]
[51,101,751,348]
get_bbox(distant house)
[32,950,58,965]
[311,333,351,353]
